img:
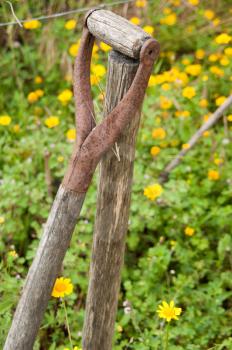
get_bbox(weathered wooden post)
[82,10,160,350]
[4,9,159,350]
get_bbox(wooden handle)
[86,9,151,59]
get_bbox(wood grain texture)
[87,9,150,58]
[4,185,86,350]
[82,50,140,350]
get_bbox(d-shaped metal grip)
[63,11,160,193]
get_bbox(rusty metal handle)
[63,12,160,193]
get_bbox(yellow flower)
[203,114,210,122]
[13,124,20,133]
[204,10,215,20]
[215,33,231,45]
[210,65,224,77]
[44,116,60,128]
[220,56,230,66]
[208,169,220,180]
[35,89,44,98]
[185,226,195,236]
[100,42,111,52]
[58,89,73,105]
[66,128,76,141]
[214,158,223,166]
[161,83,170,91]
[182,143,190,150]
[157,300,182,322]
[8,250,18,258]
[57,156,64,162]
[91,64,106,78]
[182,86,196,99]
[135,0,147,7]
[148,75,156,87]
[215,96,226,106]
[69,42,80,57]
[130,17,140,25]
[160,96,172,110]
[144,184,163,201]
[0,115,11,126]
[203,130,210,137]
[150,146,161,156]
[199,99,208,108]
[65,19,77,30]
[143,25,154,35]
[90,75,100,86]
[152,127,166,139]
[187,0,199,4]
[212,18,220,27]
[208,53,220,62]
[224,47,232,57]
[52,277,73,298]
[182,58,190,65]
[27,92,39,103]
[227,114,232,121]
[0,216,5,224]
[202,75,208,82]
[34,76,43,84]
[160,13,177,26]
[195,49,205,60]
[185,64,202,76]
[23,20,41,30]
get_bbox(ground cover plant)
[0,0,232,349]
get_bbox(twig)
[44,150,53,198]
[159,95,232,183]
[4,1,23,27]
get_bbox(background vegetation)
[0,0,232,349]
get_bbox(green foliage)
[0,0,232,349]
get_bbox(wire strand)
[0,0,135,27]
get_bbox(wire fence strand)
[0,0,136,27]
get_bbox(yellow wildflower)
[215,33,231,45]
[203,130,210,137]
[91,64,106,78]
[210,65,224,77]
[208,169,220,180]
[27,92,39,103]
[100,42,111,52]
[23,20,41,30]
[150,146,161,156]
[214,158,223,166]
[0,216,5,224]
[212,18,220,27]
[148,75,156,87]
[52,277,73,298]
[135,0,147,7]
[202,75,208,82]
[220,56,230,66]
[0,115,11,126]
[66,128,76,141]
[144,184,163,201]
[13,124,20,133]
[160,96,172,110]
[227,114,232,121]
[199,99,208,108]
[224,47,232,56]
[64,19,77,30]
[8,250,18,258]
[204,10,215,20]
[157,300,182,322]
[161,83,170,91]
[34,76,43,84]
[143,25,154,35]
[69,42,80,57]
[152,127,166,139]
[130,17,140,25]
[58,89,73,105]
[57,156,64,162]
[182,86,196,99]
[185,64,202,76]
[187,0,199,4]
[208,53,220,62]
[160,13,177,26]
[175,110,190,118]
[215,96,226,106]
[185,227,195,236]
[195,49,205,60]
[182,143,190,150]
[182,58,191,65]
[35,89,44,98]
[90,75,100,86]
[44,116,60,128]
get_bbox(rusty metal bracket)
[62,18,160,193]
